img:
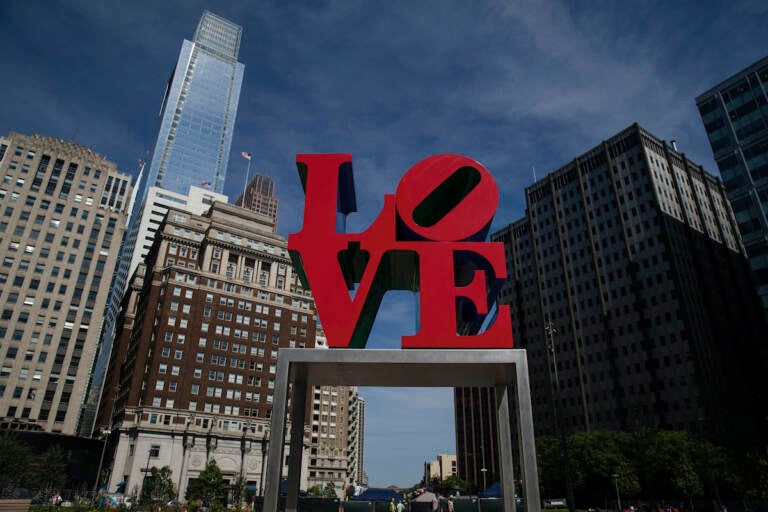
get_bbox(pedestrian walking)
[397,500,406,512]
[432,493,440,512]
[390,498,396,512]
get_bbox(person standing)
[432,493,440,512]
[397,500,406,512]
[390,498,396,512]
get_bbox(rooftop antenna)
[532,165,537,183]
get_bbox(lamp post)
[93,427,112,493]
[611,473,621,512]
[260,426,270,497]
[546,321,576,512]
[479,442,487,492]
[93,385,120,493]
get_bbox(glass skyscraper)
[143,10,244,196]
[696,55,768,315]
[79,11,244,435]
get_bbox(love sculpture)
[264,154,538,512]
[288,153,513,348]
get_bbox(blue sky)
[1,0,766,488]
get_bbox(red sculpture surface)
[288,154,513,349]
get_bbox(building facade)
[96,202,318,497]
[142,10,244,197]
[0,132,131,434]
[696,56,768,315]
[454,387,498,489]
[80,185,228,434]
[235,174,279,231]
[305,384,360,498]
[455,123,768,487]
[81,10,245,435]
[349,394,365,489]
[303,332,366,498]
[424,454,457,483]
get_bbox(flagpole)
[243,155,252,203]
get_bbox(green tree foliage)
[440,475,470,495]
[567,430,640,503]
[0,432,32,497]
[140,466,176,504]
[537,429,741,508]
[187,460,225,502]
[323,482,337,498]
[741,452,768,501]
[230,474,247,507]
[33,445,67,491]
[306,485,323,497]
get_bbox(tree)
[187,460,225,502]
[140,466,176,504]
[306,485,324,497]
[323,482,337,498]
[441,475,470,496]
[0,432,32,498]
[33,445,67,491]
[566,431,639,506]
[230,474,247,507]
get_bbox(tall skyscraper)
[348,394,365,488]
[235,174,279,231]
[95,202,318,497]
[696,55,768,316]
[142,10,244,197]
[80,11,245,435]
[305,332,366,498]
[455,124,768,488]
[0,132,131,434]
[306,384,364,498]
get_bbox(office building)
[79,185,228,433]
[304,331,366,498]
[696,56,768,315]
[81,10,245,435]
[455,123,768,488]
[235,174,279,231]
[95,201,318,497]
[424,454,457,483]
[0,132,131,434]
[348,393,365,490]
[454,387,498,489]
[305,384,365,498]
[142,10,244,197]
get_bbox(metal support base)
[263,349,540,512]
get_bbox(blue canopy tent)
[479,482,501,498]
[279,480,307,496]
[352,488,402,501]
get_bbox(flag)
[241,152,252,160]
[201,181,212,189]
